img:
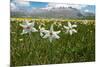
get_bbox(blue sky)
[81,5,95,13]
[30,2,48,8]
[11,0,95,13]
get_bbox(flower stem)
[28,32,36,63]
[29,32,34,46]
[49,42,53,64]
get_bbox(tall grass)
[10,19,95,66]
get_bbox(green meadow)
[10,18,95,66]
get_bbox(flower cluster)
[20,20,77,42]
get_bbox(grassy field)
[10,18,95,66]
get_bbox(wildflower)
[53,22,57,25]
[39,25,48,37]
[43,24,61,42]
[53,22,62,29]
[64,22,77,35]
[83,20,88,24]
[19,39,23,41]
[11,18,16,22]
[20,20,38,35]
[58,23,62,27]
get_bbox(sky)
[11,0,95,13]
[30,2,48,8]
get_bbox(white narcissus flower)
[57,22,62,28]
[11,18,16,22]
[53,22,57,25]
[83,20,88,24]
[39,25,49,37]
[53,22,62,28]
[43,24,61,42]
[64,22,77,35]
[20,20,38,35]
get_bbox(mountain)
[11,6,95,19]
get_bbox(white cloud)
[47,3,68,8]
[17,1,30,6]
[13,0,30,6]
[44,3,87,10]
[11,0,30,11]
[84,9,89,12]
[10,2,16,11]
[66,4,86,9]
[40,7,52,10]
